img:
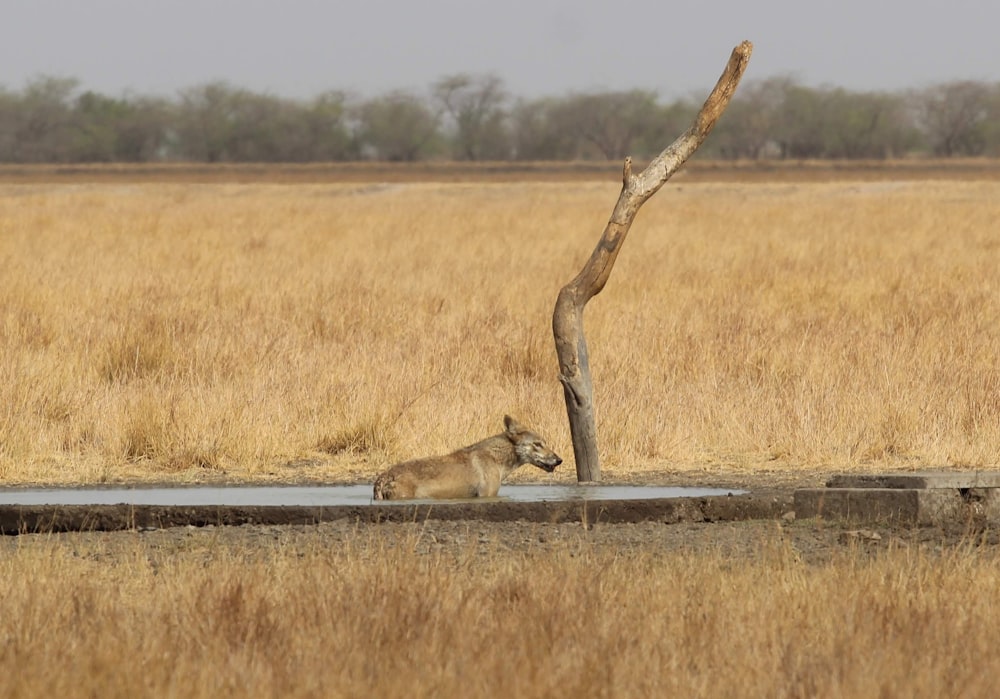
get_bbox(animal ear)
[504,415,522,436]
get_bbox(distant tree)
[113,96,174,161]
[710,76,795,158]
[4,73,1000,163]
[71,91,125,160]
[300,91,358,161]
[432,73,509,160]
[174,87,357,162]
[552,90,662,160]
[774,84,828,159]
[821,89,919,159]
[175,82,244,161]
[70,91,173,162]
[634,98,700,159]
[984,82,1000,155]
[511,93,696,161]
[1,76,79,162]
[355,91,441,161]
[508,97,577,160]
[0,87,18,160]
[913,81,991,156]
[217,91,304,161]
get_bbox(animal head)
[504,415,563,472]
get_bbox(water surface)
[0,484,744,507]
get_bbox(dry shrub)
[164,444,225,472]
[316,414,396,456]
[492,322,552,382]
[101,314,176,384]
[119,392,172,461]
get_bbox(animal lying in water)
[372,415,562,500]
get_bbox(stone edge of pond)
[0,491,793,535]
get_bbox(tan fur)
[373,415,562,500]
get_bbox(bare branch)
[552,41,753,482]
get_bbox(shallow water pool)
[0,484,744,507]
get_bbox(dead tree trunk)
[552,41,753,482]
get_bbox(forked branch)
[552,41,753,482]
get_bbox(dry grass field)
[1,165,999,484]
[3,523,1000,698]
[3,163,1000,698]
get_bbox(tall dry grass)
[1,529,999,698]
[0,179,998,483]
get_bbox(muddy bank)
[0,491,790,535]
[5,517,999,569]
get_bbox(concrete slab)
[825,471,1000,490]
[794,487,1000,525]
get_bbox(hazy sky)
[2,0,998,100]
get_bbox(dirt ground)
[5,514,998,567]
[3,159,1000,185]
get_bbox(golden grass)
[1,177,998,483]
[2,528,1000,698]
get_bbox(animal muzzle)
[539,457,562,472]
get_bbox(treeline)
[1,74,999,163]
